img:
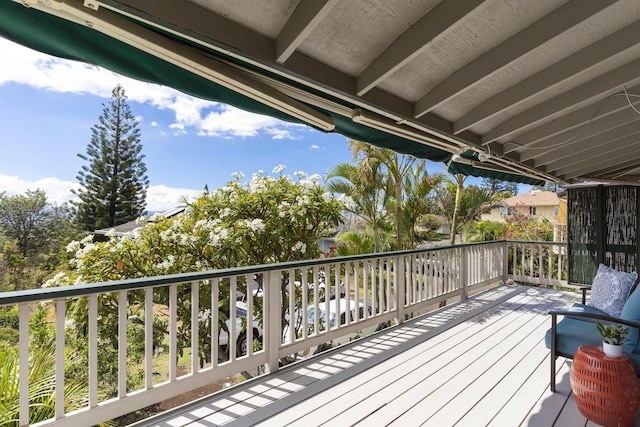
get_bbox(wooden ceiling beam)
[482,59,640,144]
[356,0,485,96]
[275,0,339,63]
[454,20,640,134]
[414,0,616,119]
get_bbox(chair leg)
[550,315,557,392]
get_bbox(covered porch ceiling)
[4,0,640,185]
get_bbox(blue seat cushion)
[545,313,640,373]
[621,286,640,353]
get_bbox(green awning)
[0,2,544,186]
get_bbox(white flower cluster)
[66,235,98,268]
[337,194,356,211]
[240,218,266,233]
[42,271,69,288]
[149,212,166,222]
[272,164,286,174]
[154,254,176,271]
[291,241,307,253]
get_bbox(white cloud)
[0,174,200,213]
[146,185,201,212]
[198,105,298,138]
[150,121,158,127]
[310,144,321,150]
[0,175,80,205]
[0,38,302,141]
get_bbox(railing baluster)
[118,290,127,397]
[55,298,65,418]
[301,268,309,339]
[324,263,330,330]
[287,268,295,343]
[19,302,29,426]
[229,276,237,360]
[245,274,253,357]
[313,266,320,334]
[191,281,199,371]
[211,278,219,368]
[169,284,177,382]
[89,294,98,406]
[144,288,153,389]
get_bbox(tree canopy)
[72,84,149,231]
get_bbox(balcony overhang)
[5,0,640,185]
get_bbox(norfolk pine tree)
[72,84,149,230]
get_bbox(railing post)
[461,247,468,301]
[502,241,509,284]
[394,254,405,325]
[265,270,281,374]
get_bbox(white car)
[285,298,380,357]
[218,301,262,356]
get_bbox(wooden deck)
[134,285,639,427]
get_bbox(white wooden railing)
[0,240,567,426]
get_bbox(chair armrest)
[548,309,640,330]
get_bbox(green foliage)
[72,84,149,231]
[481,178,518,196]
[464,220,506,242]
[434,179,500,244]
[327,141,443,251]
[0,190,76,292]
[0,190,73,257]
[501,211,554,241]
[0,336,88,426]
[334,231,376,256]
[47,168,345,369]
[597,323,629,345]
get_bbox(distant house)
[94,205,187,237]
[481,190,561,224]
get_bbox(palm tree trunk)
[449,178,464,245]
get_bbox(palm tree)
[402,164,446,246]
[334,231,377,256]
[327,161,390,252]
[435,177,499,245]
[349,141,417,250]
[0,344,89,426]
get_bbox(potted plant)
[597,323,630,358]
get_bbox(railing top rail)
[0,240,565,306]
[504,240,566,245]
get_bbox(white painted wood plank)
[489,358,573,426]
[306,294,553,426]
[259,290,536,425]
[145,286,588,427]
[369,295,565,426]
[554,392,588,427]
[411,301,569,425]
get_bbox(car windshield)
[307,307,336,326]
[236,306,247,318]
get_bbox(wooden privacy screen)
[567,185,640,285]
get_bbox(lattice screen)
[567,185,640,285]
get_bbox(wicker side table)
[570,345,640,427]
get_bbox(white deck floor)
[134,285,639,427]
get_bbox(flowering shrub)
[45,168,345,373]
[48,168,344,285]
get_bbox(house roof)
[4,1,640,184]
[503,190,559,207]
[94,205,186,237]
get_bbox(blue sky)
[0,37,469,212]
